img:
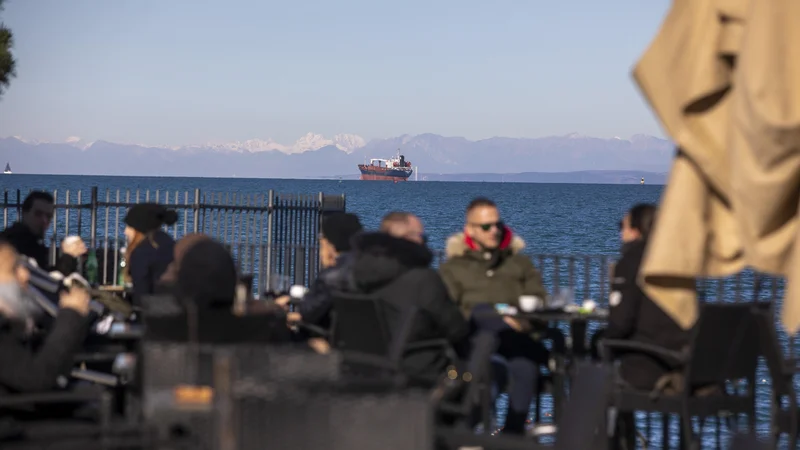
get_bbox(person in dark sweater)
[277,212,363,327]
[606,203,690,389]
[0,191,87,275]
[605,204,690,450]
[348,212,468,381]
[123,204,177,303]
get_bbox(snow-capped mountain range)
[1,132,674,178]
[13,132,367,154]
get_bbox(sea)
[0,174,789,447]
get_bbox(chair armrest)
[0,388,106,408]
[600,339,686,367]
[404,339,459,364]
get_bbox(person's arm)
[128,248,154,298]
[417,271,469,344]
[297,277,332,325]
[54,254,78,276]
[0,307,89,392]
[605,254,642,340]
[437,261,463,307]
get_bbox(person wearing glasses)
[439,197,548,435]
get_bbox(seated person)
[605,204,689,450]
[276,212,363,327]
[0,240,91,394]
[606,203,690,389]
[122,204,178,303]
[343,212,468,381]
[0,191,87,275]
[146,239,291,344]
[157,233,211,290]
[439,197,549,435]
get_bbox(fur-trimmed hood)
[445,232,526,258]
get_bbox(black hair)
[22,191,54,213]
[627,203,657,239]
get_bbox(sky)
[0,0,671,147]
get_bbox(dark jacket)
[0,223,78,275]
[439,230,547,316]
[0,308,88,394]
[129,231,175,303]
[297,253,355,327]
[350,233,469,380]
[606,239,690,390]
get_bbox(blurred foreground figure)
[0,240,90,394]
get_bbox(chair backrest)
[330,291,392,357]
[686,303,759,386]
[753,303,796,400]
[330,291,420,375]
[141,294,291,344]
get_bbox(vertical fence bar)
[89,187,98,250]
[193,189,201,234]
[265,190,274,291]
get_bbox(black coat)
[0,223,78,275]
[606,239,690,390]
[0,309,88,394]
[128,231,175,303]
[296,252,355,328]
[350,233,469,380]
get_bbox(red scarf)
[464,225,513,251]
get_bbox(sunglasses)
[473,221,504,232]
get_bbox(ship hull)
[358,165,412,181]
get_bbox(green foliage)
[0,0,16,97]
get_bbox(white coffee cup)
[582,299,597,312]
[519,295,541,312]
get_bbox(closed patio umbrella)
[633,0,800,332]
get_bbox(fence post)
[90,186,98,249]
[264,190,274,293]
[294,246,306,286]
[193,188,201,233]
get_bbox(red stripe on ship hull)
[359,174,410,181]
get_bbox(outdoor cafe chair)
[753,302,800,448]
[601,303,759,449]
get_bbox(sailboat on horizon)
[3,163,11,174]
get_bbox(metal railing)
[1,187,346,293]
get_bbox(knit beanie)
[124,203,179,234]
[320,213,363,253]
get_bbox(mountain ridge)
[0,132,674,179]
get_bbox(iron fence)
[1,187,346,293]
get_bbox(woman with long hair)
[123,203,178,302]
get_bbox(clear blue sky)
[0,0,670,146]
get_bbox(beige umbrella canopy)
[634,0,800,332]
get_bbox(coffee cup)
[519,295,541,312]
[581,299,597,312]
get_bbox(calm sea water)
[0,174,663,255]
[0,175,788,446]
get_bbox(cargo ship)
[358,150,413,181]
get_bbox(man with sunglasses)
[439,197,548,435]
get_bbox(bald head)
[380,212,426,245]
